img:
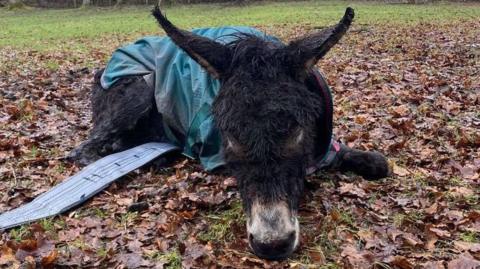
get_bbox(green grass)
[9,224,29,242]
[459,231,479,243]
[1,1,479,50]
[92,207,108,219]
[392,210,425,228]
[197,200,244,243]
[96,246,110,259]
[311,215,340,262]
[146,249,182,269]
[71,238,89,251]
[117,211,138,229]
[39,217,66,232]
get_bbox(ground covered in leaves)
[1,3,479,269]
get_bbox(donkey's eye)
[285,128,304,152]
[226,138,236,149]
[294,129,304,144]
[225,137,243,154]
[289,128,304,145]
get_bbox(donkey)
[69,6,389,260]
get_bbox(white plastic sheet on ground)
[0,142,179,230]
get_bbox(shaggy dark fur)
[212,38,322,214]
[69,72,170,166]
[69,6,389,260]
[150,5,371,212]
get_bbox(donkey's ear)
[152,5,230,79]
[285,7,354,76]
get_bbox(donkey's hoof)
[341,150,390,180]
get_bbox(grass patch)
[393,213,405,228]
[117,212,138,229]
[338,209,355,227]
[55,162,66,174]
[39,217,65,233]
[147,249,182,269]
[96,246,109,259]
[411,171,430,188]
[29,145,39,158]
[8,219,65,241]
[290,246,341,268]
[45,59,60,71]
[93,207,108,219]
[17,100,35,122]
[319,264,342,269]
[1,1,479,51]
[71,238,89,251]
[392,210,424,228]
[448,176,468,187]
[197,200,244,243]
[309,212,345,262]
[315,229,339,260]
[445,187,478,208]
[330,207,356,227]
[9,225,30,242]
[295,208,357,263]
[459,231,479,243]
[464,194,479,207]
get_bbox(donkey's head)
[152,6,353,260]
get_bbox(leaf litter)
[1,19,479,268]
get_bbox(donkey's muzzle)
[247,201,299,260]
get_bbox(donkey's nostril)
[249,233,296,260]
[287,231,295,241]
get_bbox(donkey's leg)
[68,72,157,166]
[120,106,180,170]
[90,75,159,156]
[336,144,390,180]
[316,141,390,180]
